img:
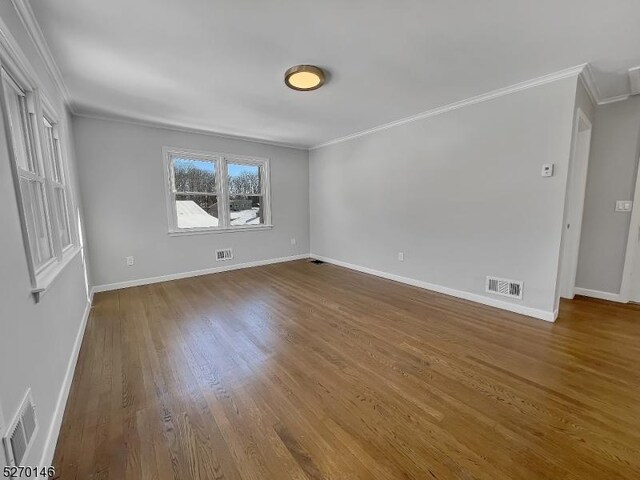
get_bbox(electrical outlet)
[290,238,297,245]
[398,252,404,262]
[615,200,633,212]
[541,164,554,177]
[126,256,134,266]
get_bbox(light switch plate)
[615,201,633,212]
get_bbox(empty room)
[1,0,640,478]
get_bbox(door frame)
[0,396,5,436]
[619,155,640,302]
[559,108,593,300]
[0,397,6,467]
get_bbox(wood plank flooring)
[53,260,640,479]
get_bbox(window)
[1,67,78,294]
[164,148,271,233]
[43,115,73,250]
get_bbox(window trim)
[163,146,272,235]
[0,60,80,299]
[1,70,55,275]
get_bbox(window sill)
[31,246,82,302]
[168,225,274,236]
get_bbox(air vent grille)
[215,248,233,261]
[3,390,37,466]
[486,276,523,299]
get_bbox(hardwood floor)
[53,260,640,480]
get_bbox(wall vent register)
[216,248,233,261]
[2,391,38,466]
[486,276,523,299]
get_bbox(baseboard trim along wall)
[573,287,623,302]
[39,291,93,468]
[92,254,310,293]
[310,254,557,322]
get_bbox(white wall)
[0,3,90,467]
[310,76,579,317]
[575,96,640,294]
[73,116,310,288]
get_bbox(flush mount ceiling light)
[284,65,325,91]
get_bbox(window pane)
[52,137,63,182]
[175,194,218,228]
[54,187,71,248]
[228,163,261,195]
[31,181,53,266]
[4,89,30,171]
[172,157,216,193]
[43,120,62,182]
[229,195,263,226]
[19,177,38,262]
[21,179,53,268]
[19,97,40,174]
[43,124,56,178]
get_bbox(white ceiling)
[27,0,640,148]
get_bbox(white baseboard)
[92,254,310,293]
[39,290,93,468]
[573,287,624,302]
[310,254,556,322]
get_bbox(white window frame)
[0,60,80,299]
[163,147,272,235]
[41,100,76,253]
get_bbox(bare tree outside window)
[228,170,260,195]
[172,157,218,228]
[227,164,263,225]
[173,160,216,193]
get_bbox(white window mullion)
[261,161,272,225]
[168,153,178,232]
[219,156,230,229]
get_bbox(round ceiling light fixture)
[284,65,325,91]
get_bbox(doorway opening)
[620,153,640,303]
[559,108,593,300]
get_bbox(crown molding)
[311,64,587,150]
[11,0,73,109]
[598,93,631,105]
[73,110,309,151]
[579,63,633,106]
[3,4,630,154]
[578,63,601,106]
[6,0,305,149]
[0,13,39,86]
